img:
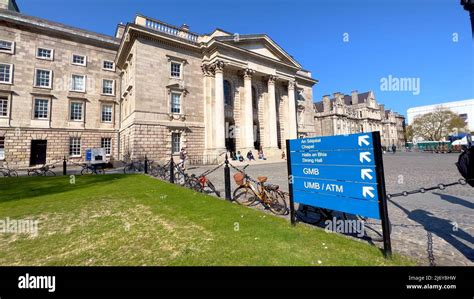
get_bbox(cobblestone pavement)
[189,152,474,266]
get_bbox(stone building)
[0,2,120,167]
[0,0,317,167]
[313,91,406,148]
[0,1,405,168]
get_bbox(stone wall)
[0,128,117,168]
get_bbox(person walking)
[391,144,397,154]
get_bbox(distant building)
[313,91,406,148]
[407,99,474,131]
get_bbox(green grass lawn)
[0,175,415,266]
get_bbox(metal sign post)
[372,132,392,257]
[286,139,296,226]
[286,132,392,258]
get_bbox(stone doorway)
[30,140,47,166]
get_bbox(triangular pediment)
[216,35,301,68]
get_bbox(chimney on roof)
[0,0,19,12]
[351,90,358,105]
[180,24,190,32]
[115,23,126,39]
[333,92,343,104]
[323,95,331,112]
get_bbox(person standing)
[391,144,397,154]
[179,147,188,170]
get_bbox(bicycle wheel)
[9,170,18,177]
[0,170,7,177]
[174,170,185,185]
[296,205,327,225]
[96,168,105,175]
[28,170,41,176]
[266,190,288,215]
[81,167,93,175]
[45,170,56,176]
[233,185,257,206]
[185,177,202,192]
[206,180,221,197]
[354,215,391,242]
[124,165,135,174]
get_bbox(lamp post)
[461,0,474,37]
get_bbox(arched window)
[224,80,232,106]
[252,86,258,109]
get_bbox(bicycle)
[0,162,18,177]
[232,165,287,215]
[81,163,106,175]
[296,204,390,242]
[123,159,145,174]
[27,164,56,176]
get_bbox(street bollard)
[144,155,148,174]
[224,154,232,201]
[63,156,67,176]
[169,154,174,184]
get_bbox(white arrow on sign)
[359,152,372,163]
[362,186,375,199]
[361,169,374,180]
[358,135,370,147]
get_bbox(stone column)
[242,68,255,149]
[202,64,214,150]
[214,60,226,151]
[287,80,298,139]
[267,75,278,148]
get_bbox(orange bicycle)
[232,165,288,215]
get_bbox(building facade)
[0,1,317,167]
[312,91,406,148]
[0,4,120,167]
[407,99,474,132]
[0,1,404,167]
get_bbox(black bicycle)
[27,165,56,176]
[0,162,18,177]
[81,163,106,175]
[123,159,145,174]
[296,204,390,242]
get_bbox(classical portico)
[203,57,304,156]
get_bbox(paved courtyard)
[189,152,474,266]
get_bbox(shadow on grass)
[0,174,132,203]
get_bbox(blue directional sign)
[287,132,382,220]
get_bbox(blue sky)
[19,0,474,116]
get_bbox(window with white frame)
[35,69,52,88]
[101,104,113,122]
[171,132,181,154]
[69,137,81,157]
[103,60,115,71]
[0,96,8,117]
[170,62,181,78]
[102,79,114,95]
[71,75,86,92]
[36,48,53,60]
[34,98,49,119]
[171,92,181,114]
[0,137,4,160]
[72,54,86,66]
[101,137,112,155]
[70,101,83,121]
[0,64,12,84]
[0,40,14,54]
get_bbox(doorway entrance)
[30,140,47,166]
